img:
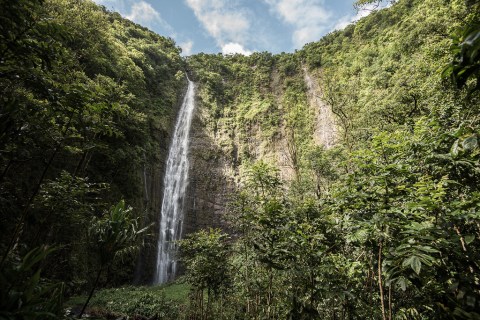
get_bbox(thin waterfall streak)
[154,76,195,284]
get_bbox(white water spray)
[154,76,195,284]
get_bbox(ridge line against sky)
[92,0,391,56]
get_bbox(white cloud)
[179,40,194,56]
[333,2,392,31]
[333,16,353,31]
[93,0,173,32]
[264,0,332,47]
[185,0,253,53]
[221,42,252,56]
[293,25,325,47]
[126,1,161,24]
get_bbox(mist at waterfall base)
[154,77,195,284]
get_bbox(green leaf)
[403,256,422,275]
[465,235,475,245]
[450,139,460,157]
[462,135,478,151]
[411,256,421,275]
[398,277,407,292]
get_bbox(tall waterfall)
[154,76,195,284]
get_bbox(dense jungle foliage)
[0,0,185,317]
[1,0,480,319]
[181,0,480,319]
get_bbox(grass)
[159,282,190,301]
[65,282,191,319]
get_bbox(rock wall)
[182,66,338,238]
[136,66,337,284]
[183,91,236,236]
[303,68,338,149]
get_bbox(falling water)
[154,76,195,284]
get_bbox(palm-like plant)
[78,200,149,318]
[0,246,64,320]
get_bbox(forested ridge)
[1,0,480,319]
[0,0,186,317]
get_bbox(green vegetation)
[79,200,149,317]
[0,0,184,317]
[0,246,64,319]
[77,284,189,319]
[179,0,480,319]
[179,229,231,319]
[1,0,479,319]
[187,50,315,185]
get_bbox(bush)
[86,285,188,319]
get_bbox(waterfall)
[154,76,195,284]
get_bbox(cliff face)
[133,128,169,284]
[138,54,338,283]
[184,103,235,235]
[303,68,337,149]
[142,0,463,284]
[182,55,337,237]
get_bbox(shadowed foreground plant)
[78,200,149,318]
[179,228,231,319]
[0,246,64,319]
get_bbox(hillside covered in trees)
[1,0,479,319]
[0,0,186,316]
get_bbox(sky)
[92,0,387,56]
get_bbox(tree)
[179,228,231,320]
[443,1,480,94]
[78,200,149,318]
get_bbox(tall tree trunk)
[206,288,211,320]
[78,266,103,318]
[388,284,392,320]
[267,267,273,319]
[378,240,387,320]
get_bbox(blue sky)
[92,0,386,55]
